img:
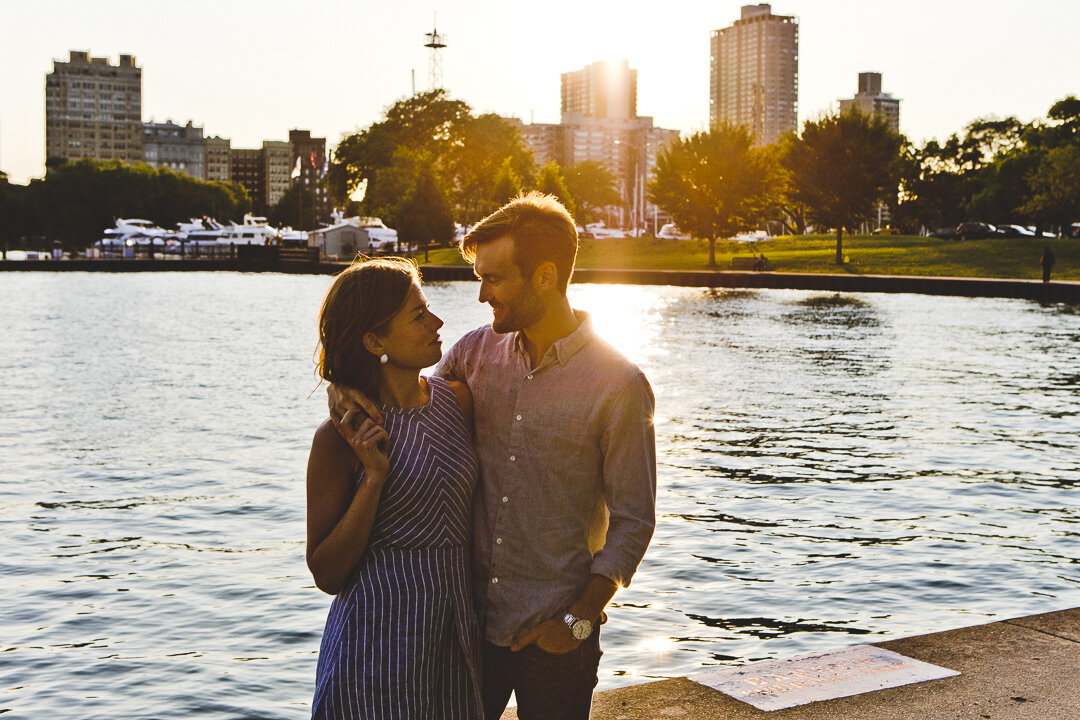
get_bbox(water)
[1,272,1078,718]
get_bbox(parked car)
[872,227,901,235]
[955,222,1000,240]
[996,224,1036,238]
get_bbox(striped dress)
[312,376,482,720]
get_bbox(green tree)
[564,161,619,224]
[533,160,576,218]
[490,156,523,209]
[328,90,473,216]
[782,110,903,264]
[268,181,318,229]
[445,114,534,223]
[397,159,454,250]
[14,159,249,250]
[648,124,782,268]
[1021,144,1080,233]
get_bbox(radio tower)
[424,20,447,90]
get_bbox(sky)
[2,0,1078,184]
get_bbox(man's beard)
[491,286,545,334]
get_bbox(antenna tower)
[424,20,447,90]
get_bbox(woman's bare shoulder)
[310,419,355,467]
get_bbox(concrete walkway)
[502,607,1080,719]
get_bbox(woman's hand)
[332,409,390,477]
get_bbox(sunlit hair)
[460,191,578,293]
[317,257,420,398]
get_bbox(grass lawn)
[420,234,1078,281]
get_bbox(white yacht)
[218,214,280,245]
[175,217,226,246]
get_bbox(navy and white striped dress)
[313,376,482,719]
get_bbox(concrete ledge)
[502,608,1080,719]
[2,260,1077,303]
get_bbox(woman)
[306,257,482,719]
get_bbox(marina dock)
[501,607,1080,719]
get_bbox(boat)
[175,217,226,245]
[218,214,280,245]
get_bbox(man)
[1041,245,1056,283]
[332,192,656,719]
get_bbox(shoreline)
[2,258,1077,303]
[501,607,1080,719]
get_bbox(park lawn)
[422,234,1078,281]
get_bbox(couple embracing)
[305,193,657,720]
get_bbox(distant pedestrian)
[1041,246,1056,283]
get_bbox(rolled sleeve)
[590,373,657,588]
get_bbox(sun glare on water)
[568,284,670,367]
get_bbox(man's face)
[473,234,545,334]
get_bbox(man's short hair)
[460,192,579,293]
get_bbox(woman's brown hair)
[317,257,420,398]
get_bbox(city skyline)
[2,0,1078,185]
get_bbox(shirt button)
[491,577,499,584]
[502,496,508,503]
[515,414,522,421]
[496,537,503,544]
[527,374,534,380]
[509,455,516,462]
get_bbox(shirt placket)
[485,347,554,605]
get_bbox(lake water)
[1,272,1078,719]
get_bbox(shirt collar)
[512,309,594,367]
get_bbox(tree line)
[649,95,1080,266]
[0,159,251,250]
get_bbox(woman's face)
[377,283,444,369]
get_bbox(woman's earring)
[380,354,389,365]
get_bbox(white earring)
[380,353,388,365]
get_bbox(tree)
[445,114,534,223]
[489,156,523,209]
[533,161,576,218]
[564,161,619,224]
[1021,144,1080,233]
[328,91,541,227]
[15,159,249,250]
[268,181,318,229]
[648,124,782,267]
[397,159,454,250]
[782,110,903,264]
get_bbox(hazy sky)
[2,0,1077,184]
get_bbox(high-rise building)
[204,136,231,183]
[143,120,205,178]
[45,50,143,166]
[710,4,799,145]
[561,60,637,121]
[288,129,330,224]
[839,72,900,132]
[506,59,679,229]
[262,140,291,210]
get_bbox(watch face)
[571,619,592,640]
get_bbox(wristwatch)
[563,612,594,641]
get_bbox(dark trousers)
[481,629,602,720]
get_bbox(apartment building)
[45,50,143,165]
[839,72,900,132]
[710,4,799,145]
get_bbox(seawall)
[2,259,1077,303]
